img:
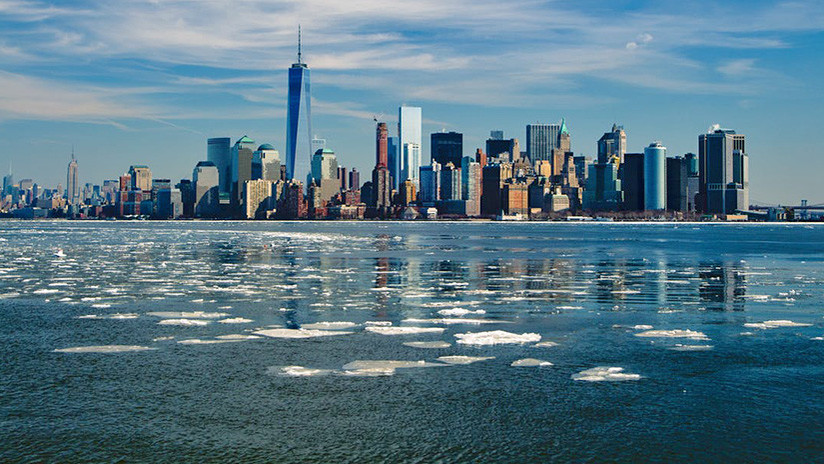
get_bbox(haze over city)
[1,0,822,204]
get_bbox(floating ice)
[253,328,353,339]
[153,336,174,341]
[33,289,61,294]
[436,308,486,317]
[271,366,335,377]
[403,341,451,349]
[54,345,156,353]
[632,325,654,330]
[572,366,641,382]
[403,318,507,325]
[218,317,253,324]
[77,313,139,320]
[454,330,541,346]
[340,367,397,377]
[533,341,559,348]
[634,329,709,340]
[148,311,228,319]
[511,358,553,367]
[216,334,261,340]
[91,303,112,309]
[556,306,583,310]
[436,355,495,365]
[301,321,358,330]
[158,319,210,326]
[669,344,714,351]
[812,336,824,341]
[364,321,393,327]
[743,320,812,329]
[342,360,442,371]
[177,338,237,345]
[365,326,445,335]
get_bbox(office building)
[431,131,463,167]
[66,154,79,205]
[349,168,360,191]
[129,165,152,192]
[440,163,461,201]
[285,29,312,186]
[597,124,627,164]
[398,106,422,187]
[193,161,219,217]
[461,156,481,216]
[207,137,232,194]
[481,162,512,216]
[252,144,281,182]
[667,157,688,212]
[489,130,504,140]
[527,122,561,163]
[243,179,278,219]
[698,128,748,215]
[502,181,529,216]
[583,162,622,211]
[387,136,399,189]
[685,153,700,212]
[622,153,644,211]
[419,161,441,204]
[644,142,667,210]
[312,148,340,201]
[399,179,417,206]
[231,135,255,209]
[486,137,520,162]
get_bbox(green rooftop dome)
[258,143,275,151]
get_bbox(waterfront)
[2,221,824,462]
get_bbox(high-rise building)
[338,166,348,191]
[583,163,622,211]
[527,122,561,163]
[698,128,748,215]
[252,144,281,182]
[644,142,667,210]
[552,119,571,177]
[207,137,232,194]
[66,154,79,205]
[243,179,278,219]
[419,161,441,204]
[502,181,529,216]
[387,136,399,189]
[376,122,389,168]
[193,161,219,217]
[439,163,461,201]
[231,135,255,209]
[129,165,152,192]
[398,106,422,187]
[481,162,512,216]
[311,136,326,154]
[622,153,644,211]
[312,148,340,201]
[461,156,481,217]
[597,124,627,165]
[348,168,360,191]
[685,152,700,212]
[666,157,689,212]
[431,131,463,168]
[286,28,312,186]
[486,137,520,162]
[371,122,391,212]
[151,178,172,218]
[489,130,504,140]
[399,179,417,206]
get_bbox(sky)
[0,0,822,205]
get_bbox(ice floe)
[253,328,353,339]
[403,318,507,325]
[158,319,210,326]
[572,366,641,382]
[669,344,714,351]
[403,341,451,349]
[533,341,559,348]
[511,358,553,367]
[436,355,495,365]
[271,366,335,377]
[634,329,709,340]
[364,326,445,335]
[77,313,139,320]
[454,330,541,346]
[147,311,228,319]
[436,308,486,317]
[342,360,443,371]
[301,321,358,330]
[54,345,156,353]
[743,320,812,329]
[218,317,253,324]
[177,338,238,345]
[217,334,261,340]
[364,321,393,327]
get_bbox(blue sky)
[1,0,822,204]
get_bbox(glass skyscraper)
[527,123,561,162]
[286,32,312,187]
[643,142,667,210]
[398,106,422,188]
[207,137,231,194]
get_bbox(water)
[1,221,823,462]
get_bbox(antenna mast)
[297,25,302,64]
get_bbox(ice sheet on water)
[634,329,709,340]
[177,338,238,345]
[454,330,541,346]
[743,320,812,329]
[218,317,253,324]
[253,328,353,339]
[436,355,494,365]
[437,308,486,317]
[148,311,228,319]
[533,341,559,348]
[403,341,451,349]
[301,322,358,330]
[572,366,641,382]
[270,366,336,377]
[77,313,139,320]
[669,344,714,351]
[364,321,392,327]
[342,360,443,371]
[216,334,261,340]
[158,319,210,326]
[403,318,507,325]
[54,345,156,353]
[511,358,553,367]
[365,326,445,335]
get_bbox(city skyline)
[0,0,823,204]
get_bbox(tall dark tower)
[285,26,312,186]
[376,122,388,168]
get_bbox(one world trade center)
[285,27,312,187]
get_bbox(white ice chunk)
[177,338,237,344]
[342,360,442,371]
[436,308,486,317]
[454,330,541,346]
[364,326,445,335]
[216,334,261,340]
[272,366,335,377]
[364,321,393,327]
[436,355,495,365]
[743,320,812,329]
[253,328,353,339]
[301,321,358,330]
[533,341,559,348]
[54,345,155,353]
[403,318,507,325]
[669,344,714,351]
[511,358,553,367]
[634,329,709,340]
[147,311,228,319]
[158,319,210,326]
[403,341,451,349]
[218,317,253,324]
[572,366,641,382]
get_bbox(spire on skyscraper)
[297,25,302,64]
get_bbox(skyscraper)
[622,153,644,211]
[207,137,231,194]
[431,131,463,167]
[398,106,422,188]
[193,161,219,217]
[128,165,152,192]
[371,122,391,212]
[486,136,520,162]
[252,144,281,182]
[387,136,399,189]
[526,122,561,163]
[698,128,748,215]
[419,161,441,204]
[66,153,79,205]
[376,122,388,168]
[644,142,667,210]
[286,27,312,186]
[231,135,255,209]
[597,124,627,165]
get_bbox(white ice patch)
[743,320,812,329]
[436,308,486,317]
[342,360,442,371]
[572,366,641,382]
[147,311,228,319]
[301,321,358,330]
[634,329,709,340]
[157,319,210,326]
[364,326,445,336]
[403,341,451,349]
[77,313,139,320]
[218,317,253,324]
[669,344,714,351]
[271,366,335,377]
[216,334,261,340]
[54,345,155,353]
[511,358,553,367]
[90,304,111,309]
[632,325,654,330]
[812,336,824,341]
[533,341,559,348]
[436,355,494,365]
[177,338,237,345]
[253,328,353,339]
[364,321,393,326]
[454,330,541,346]
[403,318,507,325]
